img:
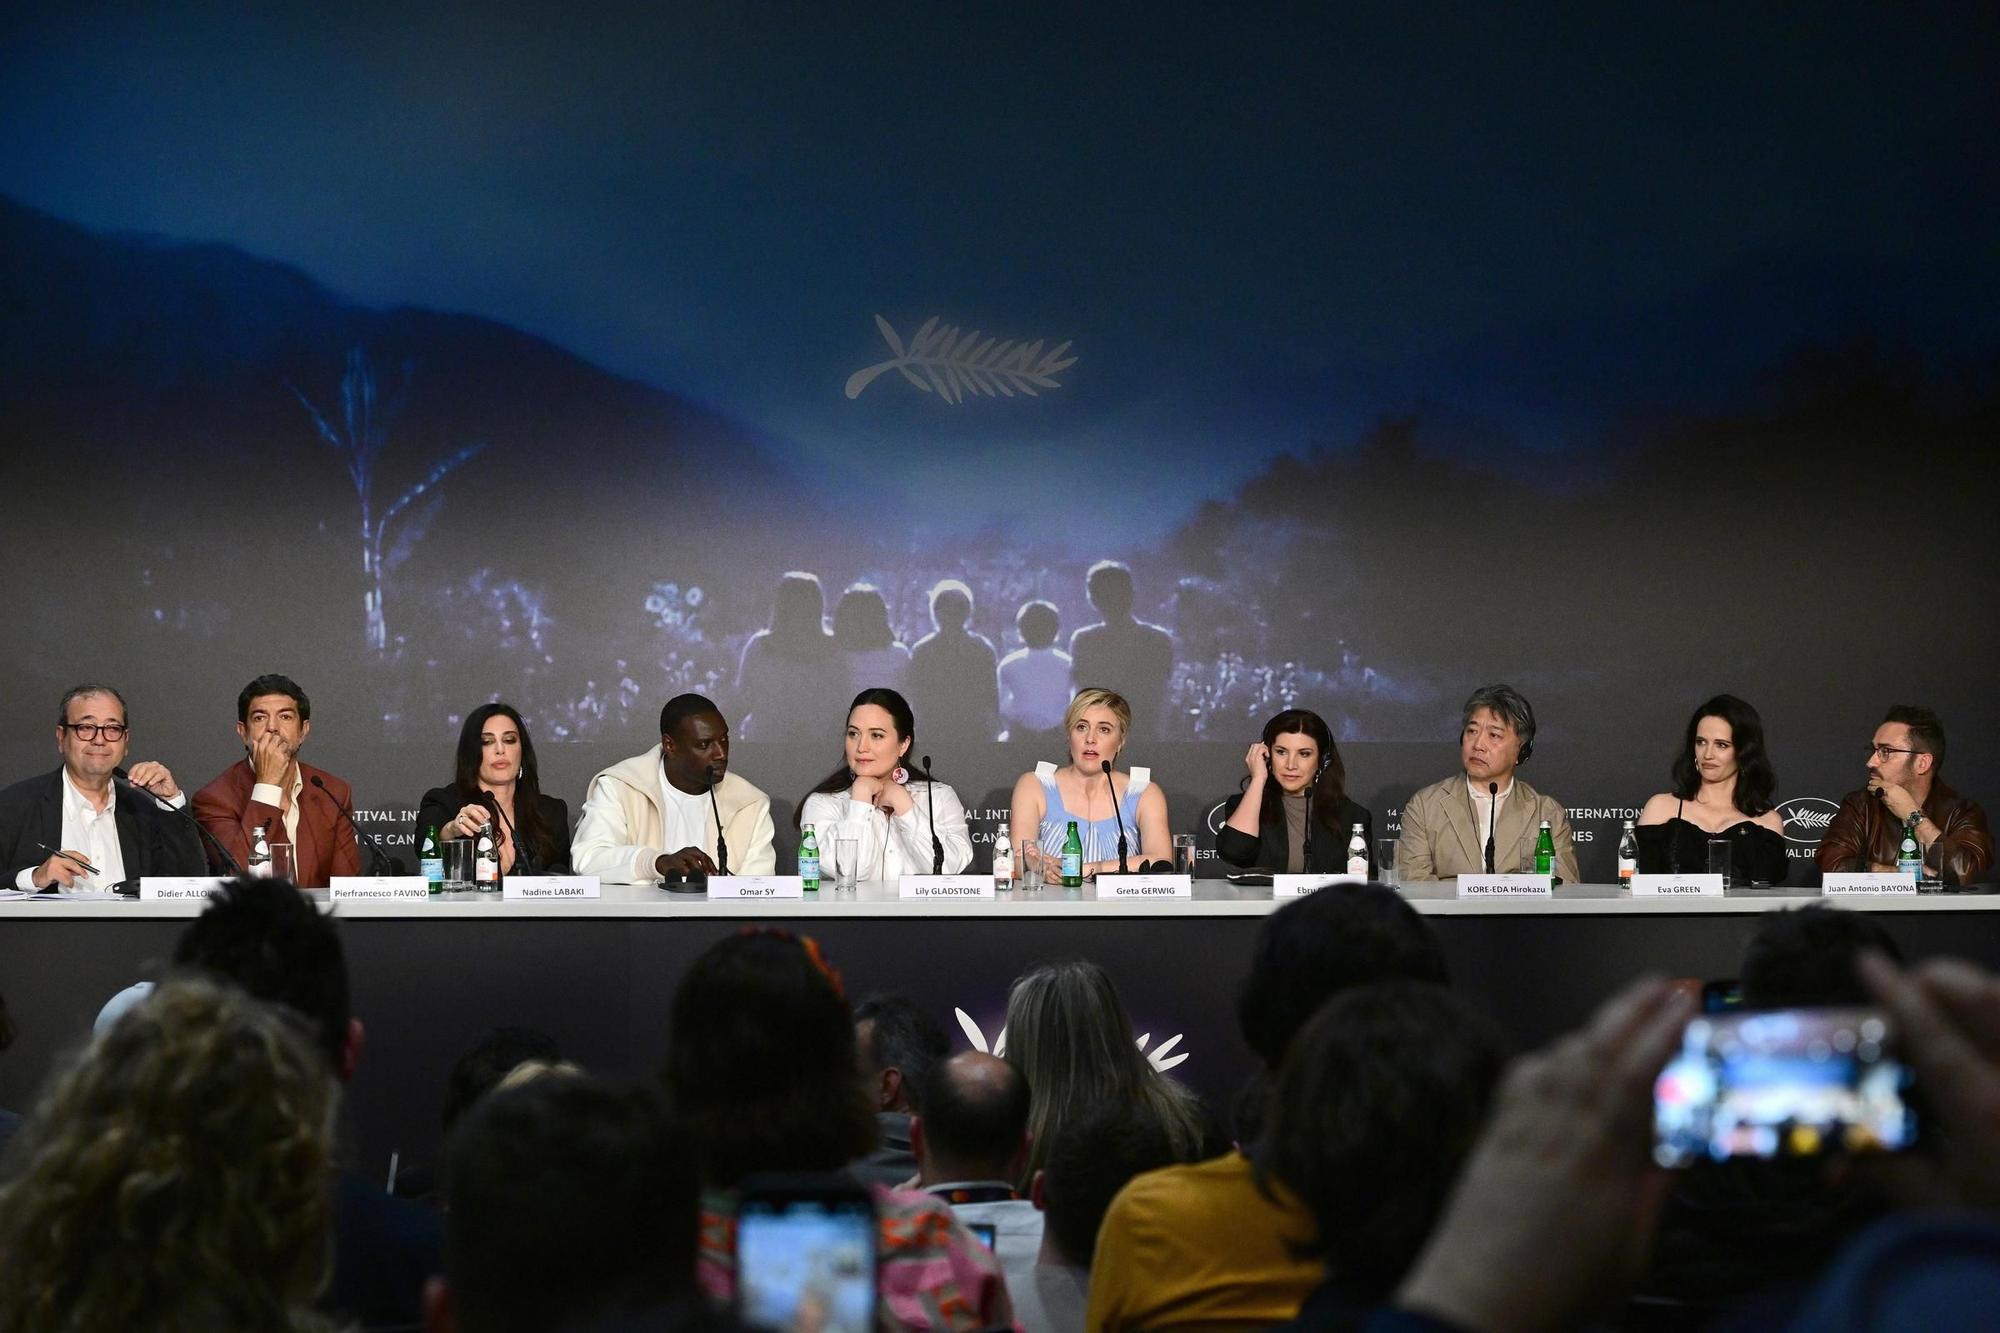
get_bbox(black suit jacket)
[0,768,207,889]
[1214,790,1377,876]
[414,785,572,874]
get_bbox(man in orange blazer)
[193,674,360,888]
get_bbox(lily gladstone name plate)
[503,875,601,901]
[1096,873,1193,900]
[1455,873,1554,898]
[707,875,805,901]
[329,876,432,902]
[1628,873,1725,898]
[1822,872,1918,897]
[139,876,228,902]
[1273,873,1367,899]
[900,875,997,900]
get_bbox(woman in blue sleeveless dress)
[1008,687,1172,878]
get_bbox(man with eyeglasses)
[0,684,204,891]
[1817,705,1993,887]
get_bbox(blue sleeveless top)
[1034,762,1151,866]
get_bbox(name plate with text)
[1456,873,1554,898]
[900,875,997,900]
[707,875,805,900]
[504,875,601,901]
[329,876,432,902]
[1273,873,1366,899]
[1629,873,1725,898]
[139,876,228,902]
[1096,873,1193,900]
[1823,872,1918,896]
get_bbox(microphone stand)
[481,791,536,876]
[708,766,729,876]
[115,767,245,877]
[1302,772,1317,870]
[311,774,398,875]
[1484,781,1498,875]
[1101,760,1130,874]
[921,755,945,874]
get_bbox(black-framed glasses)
[1870,744,1920,760]
[62,722,128,741]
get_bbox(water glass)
[1376,838,1399,886]
[1021,846,1044,891]
[835,838,860,891]
[443,841,475,892]
[1922,840,1948,891]
[1706,838,1732,889]
[1172,834,1197,876]
[267,842,296,884]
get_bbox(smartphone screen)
[1653,1006,1918,1168]
[737,1187,876,1333]
[968,1221,998,1250]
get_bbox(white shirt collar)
[61,767,116,818]
[1466,775,1516,802]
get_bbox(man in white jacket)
[571,694,777,882]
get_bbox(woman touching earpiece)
[1216,708,1375,874]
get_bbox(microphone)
[922,755,945,874]
[1302,766,1318,869]
[706,764,729,876]
[115,766,245,877]
[1101,759,1130,874]
[311,774,398,875]
[477,791,536,876]
[1484,781,1498,874]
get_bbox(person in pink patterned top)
[665,929,1012,1330]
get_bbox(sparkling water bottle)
[249,823,273,879]
[799,824,821,891]
[1346,823,1367,876]
[992,830,1013,890]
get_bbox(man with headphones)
[1396,683,1580,883]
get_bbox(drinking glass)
[835,838,861,891]
[1172,834,1197,876]
[442,841,474,892]
[1922,841,1948,891]
[1020,845,1044,891]
[1376,838,1399,887]
[1706,838,1732,889]
[268,842,296,884]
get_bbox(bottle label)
[1346,855,1368,876]
[799,855,819,886]
[420,856,444,888]
[1061,853,1081,879]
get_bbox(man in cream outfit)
[572,693,776,882]
[1397,683,1581,883]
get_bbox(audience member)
[908,579,1001,747]
[423,1074,698,1333]
[1262,984,1512,1331]
[0,992,17,1154]
[852,992,949,1188]
[1005,958,1206,1190]
[664,929,1012,1329]
[1025,1108,1180,1333]
[999,599,1073,744]
[916,1052,1043,1298]
[0,977,339,1331]
[192,673,361,886]
[1088,884,1450,1331]
[174,876,443,1330]
[442,1026,566,1134]
[1741,904,1905,1009]
[1068,560,1174,741]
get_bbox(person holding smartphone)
[1216,708,1373,875]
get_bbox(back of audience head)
[1237,885,1450,1073]
[1260,982,1512,1305]
[663,929,875,1188]
[0,977,337,1331]
[443,1026,564,1132]
[428,1074,696,1333]
[853,992,948,1114]
[1742,905,1905,1009]
[1005,958,1204,1181]
[1037,1105,1179,1269]
[915,1051,1032,1185]
[173,875,357,1078]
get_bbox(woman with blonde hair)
[1003,958,1205,1184]
[0,976,339,1332]
[1009,687,1172,879]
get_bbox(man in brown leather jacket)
[1817,705,1993,886]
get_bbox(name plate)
[1629,873,1725,898]
[503,875,601,901]
[1273,873,1366,899]
[1096,873,1193,899]
[329,876,432,902]
[900,874,997,900]
[139,875,227,902]
[707,875,805,900]
[1823,871,1918,896]
[1456,873,1554,898]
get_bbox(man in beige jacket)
[1396,683,1581,884]
[571,693,777,882]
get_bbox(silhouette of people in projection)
[833,583,910,698]
[906,579,1000,748]
[735,571,837,741]
[999,600,1073,745]
[1068,560,1175,741]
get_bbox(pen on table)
[36,843,100,877]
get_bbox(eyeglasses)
[62,722,128,741]
[1869,744,1921,760]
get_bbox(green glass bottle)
[1061,821,1084,888]
[420,825,443,894]
[1898,813,1922,880]
[799,824,821,891]
[1534,820,1556,878]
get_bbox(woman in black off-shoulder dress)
[1636,694,1789,885]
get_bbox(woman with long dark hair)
[797,688,971,879]
[1636,693,1787,884]
[416,702,572,874]
[1216,708,1374,875]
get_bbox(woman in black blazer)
[415,703,572,874]
[1215,708,1375,876]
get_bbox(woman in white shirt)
[796,688,972,881]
